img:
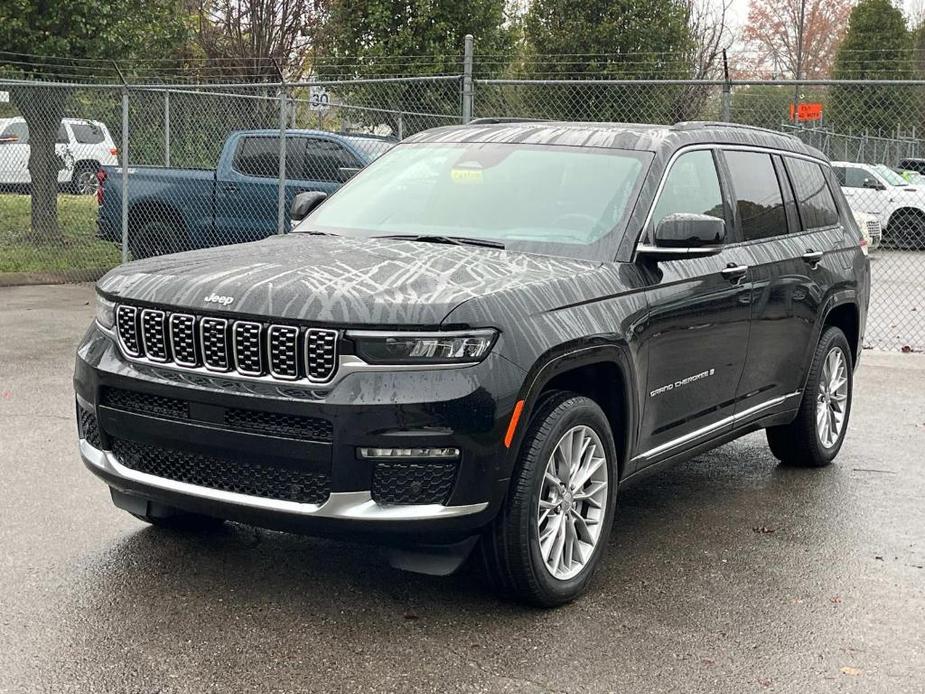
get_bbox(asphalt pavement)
[1,284,923,693]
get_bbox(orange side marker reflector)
[504,400,525,448]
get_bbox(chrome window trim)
[633,143,835,261]
[266,324,301,381]
[199,317,231,372]
[115,305,142,358]
[346,328,498,339]
[631,391,801,465]
[139,308,169,363]
[232,320,264,377]
[303,328,339,384]
[168,313,198,367]
[79,439,488,521]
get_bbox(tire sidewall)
[522,397,619,602]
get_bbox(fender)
[798,289,859,391]
[501,341,640,482]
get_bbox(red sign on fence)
[790,102,823,122]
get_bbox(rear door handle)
[802,249,824,266]
[721,264,748,282]
[221,183,239,193]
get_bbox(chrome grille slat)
[267,325,300,380]
[113,304,338,384]
[140,309,169,362]
[116,305,141,357]
[169,314,198,367]
[306,329,338,382]
[200,317,230,372]
[233,321,263,376]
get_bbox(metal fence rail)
[0,67,922,350]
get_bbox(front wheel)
[479,393,618,606]
[129,218,188,259]
[766,326,853,467]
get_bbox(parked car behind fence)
[97,129,395,258]
[0,117,118,194]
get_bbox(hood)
[97,235,602,326]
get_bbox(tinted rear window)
[233,136,283,177]
[71,122,105,145]
[724,150,787,241]
[786,158,839,229]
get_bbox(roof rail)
[467,117,550,125]
[673,120,799,140]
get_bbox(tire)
[766,326,853,467]
[479,392,619,607]
[70,162,99,195]
[129,217,188,259]
[130,510,225,530]
[887,210,925,250]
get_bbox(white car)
[0,117,119,194]
[832,160,925,249]
[852,209,881,251]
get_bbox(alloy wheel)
[816,347,849,448]
[536,425,609,580]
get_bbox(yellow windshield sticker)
[451,168,483,184]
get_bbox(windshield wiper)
[294,229,340,236]
[373,234,505,249]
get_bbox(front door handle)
[721,264,748,282]
[802,249,824,267]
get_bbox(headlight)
[95,294,116,329]
[349,329,497,365]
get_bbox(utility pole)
[793,0,807,126]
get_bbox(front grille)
[77,403,102,448]
[371,462,458,505]
[100,387,333,442]
[112,438,330,505]
[113,303,339,383]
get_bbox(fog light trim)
[358,447,460,460]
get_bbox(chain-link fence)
[0,66,922,349]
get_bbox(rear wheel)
[129,217,188,259]
[479,393,618,607]
[70,162,99,195]
[766,326,853,467]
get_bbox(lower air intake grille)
[112,438,331,505]
[100,387,333,442]
[371,462,458,505]
[77,404,101,448]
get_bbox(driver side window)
[650,150,725,238]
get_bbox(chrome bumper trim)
[79,439,488,521]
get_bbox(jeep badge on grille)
[204,293,234,306]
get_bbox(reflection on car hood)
[97,235,602,326]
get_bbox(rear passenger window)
[71,122,105,145]
[650,149,725,232]
[785,158,840,229]
[724,151,787,241]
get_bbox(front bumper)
[75,323,525,543]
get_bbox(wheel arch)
[799,294,860,391]
[887,205,925,228]
[506,344,638,482]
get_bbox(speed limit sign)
[309,86,330,112]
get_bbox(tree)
[0,0,188,242]
[315,0,513,134]
[829,0,915,135]
[740,0,853,79]
[519,0,695,123]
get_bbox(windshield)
[874,164,908,186]
[297,142,651,260]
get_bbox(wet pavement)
[1,284,923,693]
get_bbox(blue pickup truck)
[98,129,394,258]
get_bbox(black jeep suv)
[75,121,870,606]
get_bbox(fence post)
[720,50,732,122]
[397,111,404,140]
[462,34,474,123]
[164,88,171,167]
[121,86,130,263]
[277,81,288,236]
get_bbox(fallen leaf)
[830,595,842,604]
[840,666,864,676]
[753,526,776,534]
[403,612,419,621]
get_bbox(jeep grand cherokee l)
[74,121,870,606]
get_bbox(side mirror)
[290,191,327,222]
[637,213,726,260]
[337,166,361,183]
[863,178,885,191]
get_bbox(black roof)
[407,120,827,161]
